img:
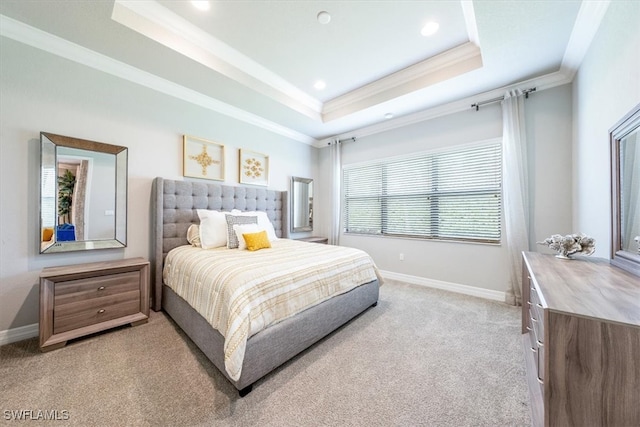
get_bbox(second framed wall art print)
[239,149,269,186]
[183,135,225,181]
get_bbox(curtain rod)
[327,137,356,145]
[471,87,537,111]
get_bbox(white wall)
[317,84,573,295]
[572,0,640,257]
[0,38,317,332]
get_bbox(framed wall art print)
[183,135,225,181]
[239,149,269,186]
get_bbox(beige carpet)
[1,280,531,426]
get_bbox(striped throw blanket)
[163,239,382,381]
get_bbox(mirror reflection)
[291,177,313,232]
[40,132,128,253]
[610,103,640,276]
[620,128,640,254]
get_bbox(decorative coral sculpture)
[537,233,596,259]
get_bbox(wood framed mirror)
[40,132,128,253]
[610,103,640,276]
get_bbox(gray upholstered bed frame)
[151,177,379,396]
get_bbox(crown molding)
[460,0,480,46]
[321,42,482,122]
[0,14,317,145]
[314,69,574,148]
[560,0,610,80]
[112,0,323,122]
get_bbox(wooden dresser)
[40,257,150,351]
[521,252,640,427]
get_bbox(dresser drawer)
[54,271,140,306]
[529,286,544,341]
[53,289,141,334]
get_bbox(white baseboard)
[379,270,506,302]
[0,323,38,346]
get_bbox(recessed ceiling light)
[317,11,331,25]
[421,21,439,37]
[191,1,210,11]
[384,113,394,119]
[314,80,326,90]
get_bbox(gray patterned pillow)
[225,215,258,249]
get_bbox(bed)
[151,177,381,396]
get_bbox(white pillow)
[197,209,228,249]
[231,210,278,241]
[233,223,262,250]
[186,224,201,247]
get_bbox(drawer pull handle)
[530,346,537,353]
[536,303,543,309]
[525,326,532,332]
[98,286,106,291]
[531,316,538,322]
[537,339,544,347]
[536,376,544,385]
[98,309,105,314]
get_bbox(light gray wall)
[572,0,640,258]
[0,38,317,332]
[317,84,573,294]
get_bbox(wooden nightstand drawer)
[54,289,141,334]
[54,271,140,305]
[40,258,149,351]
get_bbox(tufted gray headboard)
[150,177,289,311]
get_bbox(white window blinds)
[343,141,502,243]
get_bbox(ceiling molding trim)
[560,0,610,79]
[321,42,482,122]
[314,69,573,148]
[112,0,323,120]
[460,0,480,46]
[0,14,317,145]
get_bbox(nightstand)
[295,236,329,244]
[39,257,150,351]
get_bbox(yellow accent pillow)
[243,230,272,251]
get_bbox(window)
[343,140,502,243]
[41,166,56,228]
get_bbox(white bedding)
[163,239,382,381]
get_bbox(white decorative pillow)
[225,215,258,249]
[231,210,278,241]
[197,209,228,249]
[233,223,261,250]
[186,224,201,247]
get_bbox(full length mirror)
[291,176,313,232]
[610,103,640,276]
[40,132,128,253]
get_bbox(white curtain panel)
[502,90,530,306]
[329,139,342,245]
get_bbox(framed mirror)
[610,103,640,276]
[40,132,128,253]
[291,176,313,232]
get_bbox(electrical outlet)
[399,253,404,261]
